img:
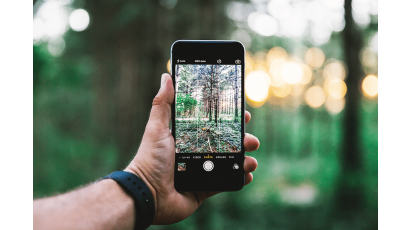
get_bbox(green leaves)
[176,93,198,115]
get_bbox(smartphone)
[171,40,245,191]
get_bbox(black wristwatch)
[101,171,155,230]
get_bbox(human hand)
[125,73,259,225]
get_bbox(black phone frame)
[171,40,245,192]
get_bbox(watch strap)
[102,171,155,230]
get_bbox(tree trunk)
[337,0,365,214]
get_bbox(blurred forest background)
[33,0,378,229]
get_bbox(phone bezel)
[171,40,245,192]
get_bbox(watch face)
[171,40,245,192]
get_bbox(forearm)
[34,179,136,230]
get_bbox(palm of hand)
[128,123,202,225]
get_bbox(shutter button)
[203,161,214,171]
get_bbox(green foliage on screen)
[176,93,198,116]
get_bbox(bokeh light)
[361,47,378,68]
[245,51,254,75]
[370,32,378,53]
[269,74,286,88]
[280,8,308,38]
[313,69,324,86]
[47,38,66,57]
[305,47,325,69]
[279,184,318,205]
[323,60,346,80]
[254,51,268,71]
[305,86,326,108]
[290,84,305,97]
[231,29,252,47]
[362,74,378,98]
[159,0,178,9]
[325,97,345,115]
[35,0,69,41]
[282,62,303,84]
[268,58,287,87]
[310,24,333,45]
[306,0,326,24]
[352,0,374,28]
[324,78,347,99]
[69,9,90,32]
[300,63,313,84]
[267,0,292,19]
[225,1,253,22]
[329,10,346,32]
[267,47,288,64]
[248,12,278,37]
[33,18,45,43]
[271,84,291,98]
[245,71,270,103]
[167,59,171,73]
[321,0,344,10]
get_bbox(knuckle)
[152,95,164,106]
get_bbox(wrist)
[100,179,137,226]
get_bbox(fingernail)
[161,74,167,88]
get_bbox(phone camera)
[217,59,222,64]
[235,59,241,64]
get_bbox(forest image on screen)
[175,64,242,153]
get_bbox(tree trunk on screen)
[224,91,226,115]
[175,64,180,110]
[214,65,219,125]
[209,65,214,122]
[234,65,239,122]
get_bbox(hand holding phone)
[125,70,258,224]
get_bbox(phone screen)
[172,41,245,191]
[175,64,242,153]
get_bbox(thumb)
[146,73,174,131]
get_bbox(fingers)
[244,156,258,173]
[244,111,258,152]
[244,133,260,152]
[146,74,174,130]
[244,156,257,186]
[245,110,251,124]
[244,112,256,185]
[156,73,174,105]
[245,173,253,185]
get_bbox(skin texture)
[125,73,259,225]
[33,73,259,230]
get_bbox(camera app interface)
[175,64,242,153]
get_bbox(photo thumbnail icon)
[178,163,186,171]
